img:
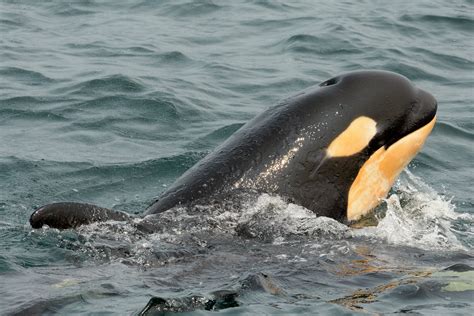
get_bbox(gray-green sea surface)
[1,0,473,315]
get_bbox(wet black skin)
[30,202,130,229]
[30,70,437,230]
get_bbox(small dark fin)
[30,202,131,229]
[138,291,238,315]
[443,263,473,272]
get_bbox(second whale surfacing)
[30,70,437,230]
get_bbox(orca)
[30,70,437,229]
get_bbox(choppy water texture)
[1,0,473,315]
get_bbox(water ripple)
[435,122,474,141]
[0,108,67,122]
[383,62,449,82]
[55,75,146,96]
[401,14,474,30]
[0,67,55,85]
[279,34,361,56]
[158,0,222,17]
[71,96,179,119]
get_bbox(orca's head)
[319,70,437,221]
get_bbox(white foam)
[237,193,350,241]
[352,169,472,251]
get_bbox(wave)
[47,2,95,17]
[400,14,473,30]
[240,16,316,30]
[157,0,222,17]
[278,34,361,56]
[382,62,449,82]
[71,96,180,120]
[0,17,24,28]
[65,42,155,58]
[251,0,299,11]
[0,67,55,85]
[0,108,68,122]
[62,75,146,95]
[67,151,206,178]
[434,122,474,141]
[409,48,472,70]
[1,96,50,107]
[64,42,192,65]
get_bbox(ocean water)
[1,0,473,315]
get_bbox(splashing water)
[55,168,471,269]
[353,169,473,251]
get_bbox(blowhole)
[319,77,338,87]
